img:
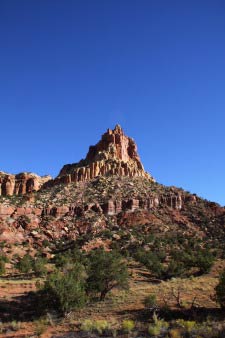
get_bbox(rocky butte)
[0,125,224,247]
[0,125,153,197]
[45,124,154,187]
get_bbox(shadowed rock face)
[48,125,154,187]
[0,172,51,196]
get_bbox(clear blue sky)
[0,1,225,205]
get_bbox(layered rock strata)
[0,172,51,196]
[0,192,192,220]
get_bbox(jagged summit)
[0,126,153,196]
[54,125,154,185]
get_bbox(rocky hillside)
[0,125,224,251]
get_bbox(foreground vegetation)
[0,231,225,337]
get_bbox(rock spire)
[53,125,153,185]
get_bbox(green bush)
[80,319,94,332]
[39,263,86,314]
[163,260,185,279]
[16,254,34,274]
[53,247,86,268]
[148,312,168,337]
[33,257,47,277]
[144,294,157,308]
[122,319,135,333]
[171,247,215,275]
[215,268,225,308]
[194,250,215,274]
[81,319,110,334]
[92,320,110,334]
[0,260,5,275]
[134,249,165,278]
[0,255,8,275]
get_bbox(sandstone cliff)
[0,172,51,196]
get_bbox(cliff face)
[49,125,153,187]
[0,172,51,196]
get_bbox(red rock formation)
[0,126,152,195]
[0,172,51,196]
[49,125,153,187]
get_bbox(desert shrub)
[81,319,94,332]
[100,229,113,239]
[171,247,215,275]
[215,268,225,308]
[81,319,110,334]
[148,324,161,336]
[86,248,129,300]
[42,239,50,247]
[16,254,34,273]
[163,260,185,279]
[0,241,6,248]
[144,294,157,308]
[0,260,5,275]
[34,317,49,337]
[175,319,197,332]
[39,263,86,314]
[33,257,47,277]
[194,249,215,273]
[8,320,21,332]
[0,255,8,275]
[122,319,135,333]
[53,247,86,268]
[148,312,168,337]
[134,248,165,278]
[93,320,110,334]
[134,247,188,280]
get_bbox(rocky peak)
[85,124,142,166]
[56,125,154,185]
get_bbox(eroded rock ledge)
[0,192,195,220]
[0,172,51,196]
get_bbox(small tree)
[87,248,129,300]
[215,268,225,309]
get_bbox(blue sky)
[0,0,225,205]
